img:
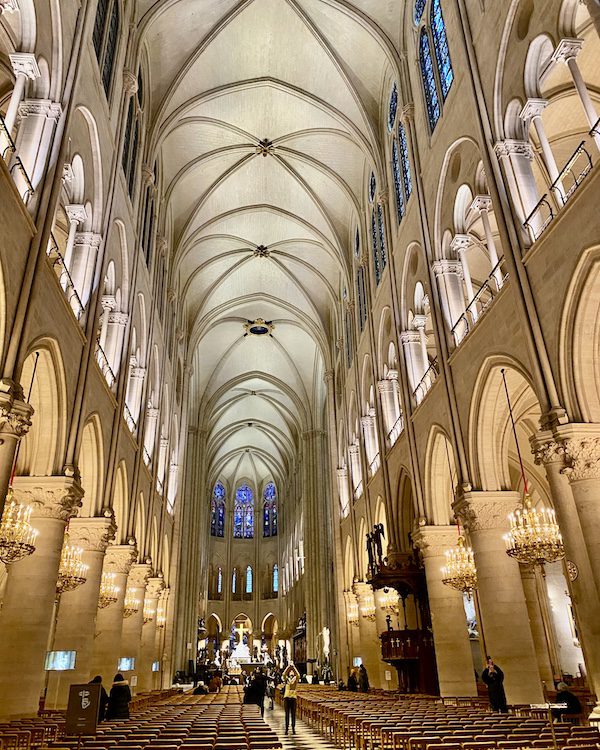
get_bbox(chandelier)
[157,600,167,628]
[143,600,155,624]
[98,572,120,609]
[347,598,359,627]
[500,369,565,567]
[441,535,478,599]
[380,587,399,614]
[504,493,564,565]
[123,590,140,619]
[359,592,377,622]
[57,542,88,594]
[0,494,38,564]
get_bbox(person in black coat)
[481,657,508,713]
[89,675,109,722]
[553,682,582,720]
[106,673,132,720]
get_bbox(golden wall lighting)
[123,590,140,619]
[347,599,359,627]
[504,494,564,566]
[57,542,88,594]
[359,591,377,622]
[0,494,38,564]
[143,600,155,624]
[157,600,167,628]
[98,572,120,609]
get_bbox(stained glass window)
[357,267,367,331]
[431,0,454,100]
[388,83,398,131]
[392,138,405,224]
[371,210,380,284]
[246,566,253,594]
[419,28,441,130]
[93,0,109,58]
[345,309,354,367]
[234,483,254,538]
[232,568,237,593]
[263,482,277,537]
[377,204,387,271]
[369,173,377,203]
[399,123,413,200]
[210,481,226,537]
[273,564,279,593]
[354,227,360,258]
[101,0,119,95]
[217,567,223,595]
[414,0,427,24]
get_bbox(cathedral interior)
[1,0,600,738]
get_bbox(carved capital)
[413,525,462,557]
[552,38,584,64]
[66,203,87,225]
[156,235,168,257]
[74,231,102,249]
[352,580,374,602]
[520,98,548,123]
[323,369,334,384]
[146,575,164,600]
[531,432,563,467]
[470,195,493,215]
[62,163,75,185]
[494,139,534,161]
[400,329,421,345]
[128,562,152,590]
[560,437,600,482]
[0,397,33,438]
[18,99,62,122]
[9,52,40,80]
[108,311,128,326]
[454,491,519,533]
[167,287,177,303]
[450,234,471,253]
[0,0,19,14]
[431,259,464,278]
[104,543,137,574]
[68,512,116,552]
[122,69,138,96]
[141,164,155,187]
[12,475,83,521]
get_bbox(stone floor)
[263,701,334,749]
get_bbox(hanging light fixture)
[123,589,140,619]
[500,369,564,566]
[0,492,38,564]
[157,599,167,628]
[98,572,120,609]
[359,591,377,622]
[441,535,478,599]
[57,541,88,594]
[347,598,359,627]
[143,600,155,624]
[380,587,399,614]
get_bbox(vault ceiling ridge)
[208,390,302,438]
[180,248,256,299]
[209,447,287,488]
[206,418,295,456]
[269,252,339,308]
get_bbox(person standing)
[553,681,582,721]
[252,667,268,717]
[481,657,508,713]
[347,667,358,692]
[358,664,370,693]
[282,664,300,735]
[106,673,132,720]
[89,675,108,722]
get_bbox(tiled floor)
[263,702,335,749]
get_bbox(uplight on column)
[56,541,88,594]
[123,590,140,619]
[0,493,38,563]
[98,572,120,609]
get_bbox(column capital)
[377,378,394,394]
[128,562,152,589]
[470,194,493,215]
[108,310,128,326]
[68,513,116,552]
[18,99,62,122]
[348,443,360,457]
[450,233,471,253]
[104,543,137,574]
[400,329,421,345]
[454,490,520,532]
[0,396,33,438]
[62,162,75,185]
[519,97,548,123]
[74,231,102,249]
[336,466,348,480]
[412,313,427,330]
[157,235,168,257]
[9,52,40,79]
[360,414,374,429]
[377,189,389,206]
[141,164,155,187]
[560,435,600,482]
[146,575,164,600]
[552,37,584,64]
[122,69,138,96]
[432,259,464,278]
[413,524,463,556]
[146,406,159,420]
[494,139,535,161]
[401,102,415,122]
[12,475,83,521]
[66,204,87,225]
[323,369,334,384]
[101,294,117,311]
[0,0,19,13]
[531,430,564,467]
[352,581,374,602]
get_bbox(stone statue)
[373,523,385,565]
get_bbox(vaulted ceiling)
[140,0,401,491]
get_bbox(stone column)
[348,443,362,498]
[89,544,137,681]
[336,467,350,518]
[4,53,40,136]
[14,99,62,191]
[519,565,556,687]
[155,588,170,689]
[70,232,102,309]
[0,391,32,517]
[400,329,428,395]
[520,99,564,201]
[494,140,540,240]
[104,311,128,378]
[353,582,381,688]
[378,372,402,445]
[47,514,116,707]
[470,196,504,288]
[455,491,544,704]
[62,204,87,274]
[361,414,377,471]
[413,526,478,697]
[121,563,152,687]
[451,235,477,317]
[0,476,82,719]
[432,260,465,340]
[143,407,159,465]
[137,576,164,692]
[98,294,116,352]
[552,39,600,151]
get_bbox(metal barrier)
[451,258,508,346]
[413,357,439,405]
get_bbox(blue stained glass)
[232,568,237,593]
[399,123,413,200]
[246,566,253,594]
[414,0,426,24]
[263,482,277,537]
[419,28,441,130]
[264,506,271,537]
[388,83,398,131]
[377,204,387,271]
[233,483,254,538]
[371,210,380,284]
[211,481,226,537]
[272,505,278,535]
[217,567,222,594]
[431,0,454,99]
[369,173,377,203]
[264,482,276,500]
[273,565,279,593]
[392,138,405,224]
